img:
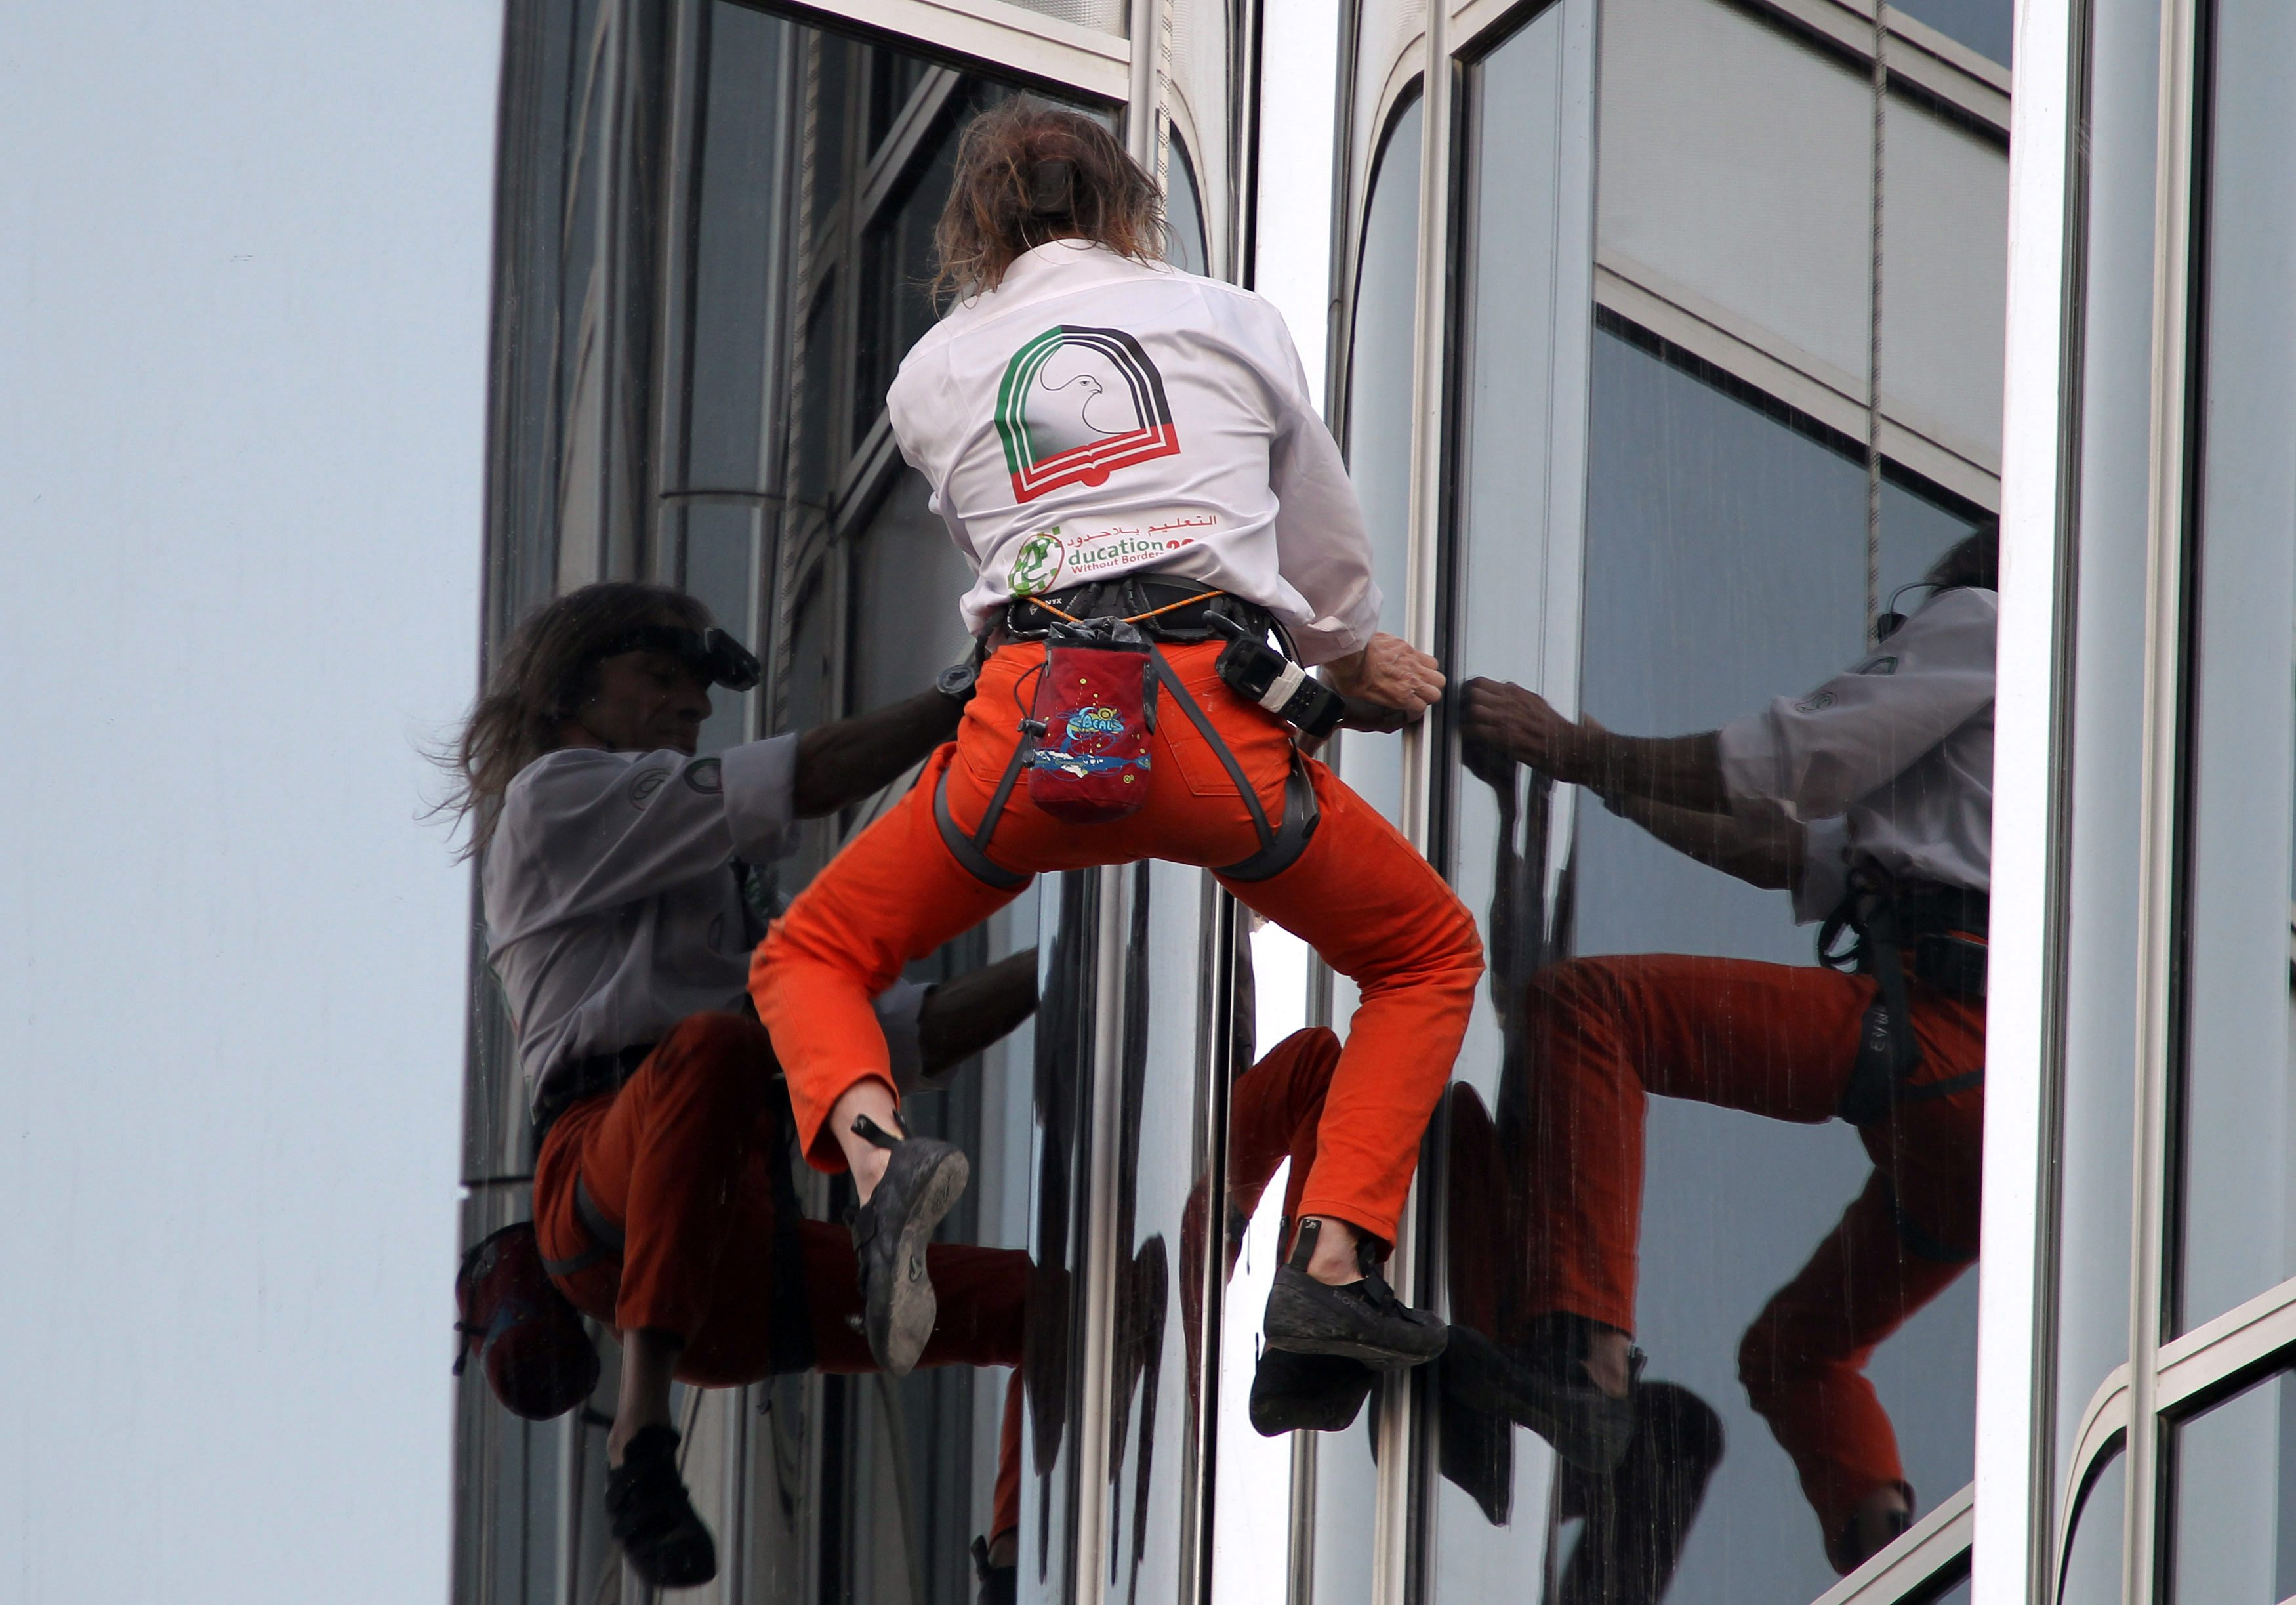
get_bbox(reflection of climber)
[751,100,1480,1391]
[1456,525,1996,1575]
[443,581,1038,1592]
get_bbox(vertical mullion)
[1374,9,1454,1605]
[1973,0,2083,1591]
[2123,0,2202,1595]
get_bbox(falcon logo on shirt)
[995,325,1180,503]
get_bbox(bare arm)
[792,686,966,818]
[1459,678,1728,812]
[1603,792,1807,892]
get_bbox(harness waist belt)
[1002,580,1273,644]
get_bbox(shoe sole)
[875,1146,970,1378]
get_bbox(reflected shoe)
[972,1536,1017,1605]
[604,1425,717,1589]
[1436,1331,1515,1526]
[848,1114,969,1377]
[1443,1318,1639,1476]
[1830,1487,1916,1574]
[1249,1347,1378,1435]
[1261,1219,1447,1369]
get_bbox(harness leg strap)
[933,739,1033,890]
[1145,646,1321,881]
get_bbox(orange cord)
[1018,589,1227,626]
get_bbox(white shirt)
[886,240,1382,666]
[1716,586,1996,923]
[482,737,925,1115]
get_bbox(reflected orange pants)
[1514,955,1984,1549]
[534,1012,1029,1539]
[752,640,1483,1246]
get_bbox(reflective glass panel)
[1429,5,1593,1594]
[1529,325,1983,1599]
[2059,1451,2126,1605]
[1891,0,2014,66]
[2170,1365,2296,1601]
[2052,0,2161,1467]
[1335,95,1422,828]
[2171,0,2296,1333]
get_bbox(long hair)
[1926,516,2001,591]
[931,98,1164,304]
[437,582,712,858]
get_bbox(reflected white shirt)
[886,240,1381,665]
[1717,587,1996,921]
[482,738,924,1114]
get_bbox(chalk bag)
[1023,617,1156,824]
[454,1222,601,1421]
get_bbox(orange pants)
[534,1012,1029,1538]
[1513,955,1984,1551]
[752,639,1483,1246]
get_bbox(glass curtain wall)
[461,3,1264,1602]
[1313,0,2009,1600]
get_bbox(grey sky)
[1,5,499,1600]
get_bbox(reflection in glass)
[1166,137,1209,278]
[1453,326,1987,1600]
[1336,95,1422,828]
[1890,0,2013,66]
[2059,1452,2125,1605]
[2171,0,2296,1333]
[2170,1367,2296,1601]
[2052,0,2160,1469]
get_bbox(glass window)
[2169,1365,2296,1601]
[1499,323,1982,1600]
[1429,8,1597,1591]
[2053,0,2162,1470]
[1335,95,1422,829]
[2170,0,2296,1333]
[1165,135,1208,277]
[1891,0,2014,67]
[2059,1451,2127,1605]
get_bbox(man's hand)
[1460,678,1591,783]
[1324,633,1445,723]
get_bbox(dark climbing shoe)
[1443,1317,1638,1476]
[1261,1219,1447,1368]
[848,1114,969,1377]
[972,1535,1017,1605]
[1249,1346,1379,1435]
[1436,1331,1515,1526]
[1830,1490,1916,1574]
[604,1425,716,1589]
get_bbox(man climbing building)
[1457,524,1996,1575]
[748,100,1483,1392]
[446,580,1038,1592]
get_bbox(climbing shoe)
[604,1425,716,1589]
[848,1114,969,1377]
[1261,1219,1447,1368]
[1248,1346,1379,1435]
[1442,1316,1639,1476]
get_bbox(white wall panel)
[1879,96,2008,468]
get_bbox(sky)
[0,5,499,1600]
[0,5,1333,1603]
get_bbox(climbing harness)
[1818,863,1989,1128]
[932,579,1322,888]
